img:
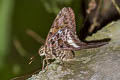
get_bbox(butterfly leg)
[42,57,49,71]
[42,58,46,70]
[45,56,49,70]
[58,54,64,65]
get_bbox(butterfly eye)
[38,50,41,55]
[39,49,45,56]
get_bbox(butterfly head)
[39,46,46,56]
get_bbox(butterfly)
[38,7,108,70]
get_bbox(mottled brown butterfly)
[38,7,107,70]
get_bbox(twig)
[13,37,27,57]
[112,0,120,15]
[26,29,45,44]
[89,0,102,33]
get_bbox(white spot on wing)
[58,30,62,34]
[67,36,80,48]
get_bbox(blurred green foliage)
[0,0,84,80]
[0,0,14,69]
[0,0,14,80]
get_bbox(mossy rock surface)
[27,20,120,80]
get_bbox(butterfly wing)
[45,7,76,48]
[45,7,107,50]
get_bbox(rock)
[27,20,120,80]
